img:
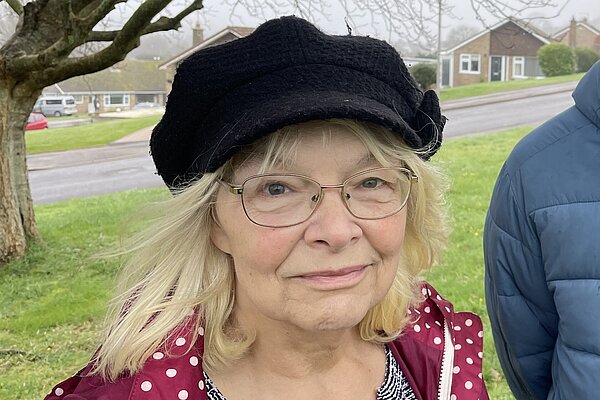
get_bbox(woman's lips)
[292,265,371,289]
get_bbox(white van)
[33,96,78,117]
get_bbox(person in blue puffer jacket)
[484,60,600,399]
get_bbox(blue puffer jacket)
[484,61,600,399]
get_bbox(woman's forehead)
[236,129,381,175]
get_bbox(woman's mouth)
[293,264,371,290]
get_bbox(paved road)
[443,90,574,138]
[28,142,164,204]
[28,84,577,204]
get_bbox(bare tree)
[225,0,565,49]
[442,24,480,49]
[0,0,202,265]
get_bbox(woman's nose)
[303,188,363,251]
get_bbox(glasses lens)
[343,168,411,219]
[241,175,320,227]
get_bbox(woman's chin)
[291,301,373,333]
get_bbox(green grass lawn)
[0,126,532,399]
[440,73,583,102]
[25,115,160,154]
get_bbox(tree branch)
[76,0,126,30]
[469,0,562,28]
[87,1,202,42]
[2,0,122,74]
[4,0,23,15]
[36,0,203,86]
[86,30,119,42]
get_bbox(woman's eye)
[266,183,287,195]
[361,178,382,189]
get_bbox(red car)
[25,112,48,130]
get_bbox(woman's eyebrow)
[350,153,380,169]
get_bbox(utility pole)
[436,0,443,93]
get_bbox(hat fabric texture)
[150,16,446,189]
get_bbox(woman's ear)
[210,207,232,254]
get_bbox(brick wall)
[490,21,545,57]
[453,32,490,86]
[556,24,600,51]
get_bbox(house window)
[460,54,480,73]
[136,94,156,103]
[72,95,84,104]
[524,57,544,77]
[104,94,130,107]
[513,57,525,78]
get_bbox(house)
[43,60,167,114]
[553,18,600,51]
[441,17,552,87]
[160,24,256,93]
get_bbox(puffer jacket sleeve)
[483,167,557,400]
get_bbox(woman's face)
[211,123,407,334]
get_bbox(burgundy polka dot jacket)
[44,283,489,400]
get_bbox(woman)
[45,16,488,400]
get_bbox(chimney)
[569,17,577,48]
[192,23,204,47]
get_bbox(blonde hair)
[92,119,450,380]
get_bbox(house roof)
[552,20,600,39]
[159,26,256,70]
[442,17,552,55]
[49,60,166,94]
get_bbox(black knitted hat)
[151,16,445,189]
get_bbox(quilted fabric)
[484,61,600,399]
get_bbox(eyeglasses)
[218,167,417,228]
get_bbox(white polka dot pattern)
[127,322,207,400]
[42,283,488,400]
[141,381,152,392]
[405,283,487,400]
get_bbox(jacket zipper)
[438,318,455,400]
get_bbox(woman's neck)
[231,303,373,378]
[208,328,385,400]
[247,324,368,378]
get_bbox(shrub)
[410,63,437,90]
[574,47,600,73]
[537,43,576,77]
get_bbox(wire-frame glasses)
[218,167,418,228]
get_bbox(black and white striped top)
[204,346,417,400]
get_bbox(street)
[443,90,574,138]
[28,86,576,204]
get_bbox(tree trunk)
[0,73,40,265]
